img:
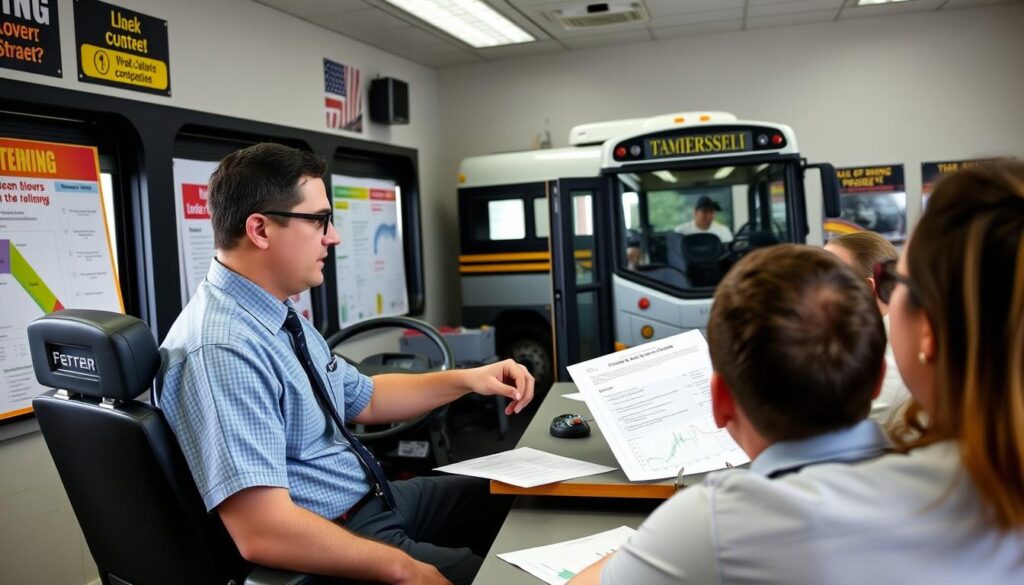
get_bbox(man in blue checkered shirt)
[156,143,534,585]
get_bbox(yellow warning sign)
[79,43,167,90]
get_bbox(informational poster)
[332,174,407,327]
[324,58,363,132]
[74,0,170,95]
[0,0,62,77]
[834,164,906,242]
[921,159,988,208]
[0,137,122,420]
[171,158,313,320]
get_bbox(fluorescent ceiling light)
[856,0,912,5]
[382,0,535,48]
[713,166,735,180]
[654,170,677,183]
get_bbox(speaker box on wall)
[369,78,409,125]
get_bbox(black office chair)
[27,309,318,585]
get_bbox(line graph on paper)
[626,420,748,476]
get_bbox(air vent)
[549,2,648,30]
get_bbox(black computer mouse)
[550,414,590,438]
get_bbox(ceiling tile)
[475,39,567,59]
[315,8,412,31]
[417,51,486,68]
[940,0,1022,8]
[560,29,653,49]
[255,0,369,18]
[652,19,744,39]
[747,8,838,28]
[377,28,457,51]
[650,7,745,27]
[840,0,946,19]
[748,0,844,17]
[643,0,745,16]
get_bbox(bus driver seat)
[27,309,319,585]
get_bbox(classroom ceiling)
[254,0,1020,68]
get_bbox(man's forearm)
[357,370,470,424]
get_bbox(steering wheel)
[728,222,752,256]
[324,316,455,442]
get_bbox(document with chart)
[568,330,749,481]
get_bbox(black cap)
[695,196,722,211]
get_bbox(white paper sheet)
[497,526,637,585]
[434,447,615,488]
[568,330,749,481]
[561,392,586,402]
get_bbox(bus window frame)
[607,153,806,299]
[458,182,548,255]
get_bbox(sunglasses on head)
[262,210,334,235]
[872,259,914,304]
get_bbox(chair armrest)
[245,567,326,585]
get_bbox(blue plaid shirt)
[156,259,374,518]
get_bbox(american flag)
[324,58,362,132]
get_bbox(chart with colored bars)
[0,136,122,420]
[1,240,65,313]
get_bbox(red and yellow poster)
[0,137,122,420]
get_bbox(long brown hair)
[892,159,1024,530]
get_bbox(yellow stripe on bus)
[459,250,591,263]
[0,406,33,420]
[459,252,551,263]
[460,262,551,274]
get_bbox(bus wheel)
[506,337,553,394]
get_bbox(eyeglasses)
[872,259,914,304]
[262,210,334,235]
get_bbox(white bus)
[457,112,840,388]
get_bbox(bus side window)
[487,199,526,240]
[533,196,549,239]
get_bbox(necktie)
[282,309,397,512]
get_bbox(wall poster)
[331,174,407,327]
[172,158,313,320]
[833,164,906,242]
[0,137,122,420]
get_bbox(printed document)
[434,447,615,488]
[498,526,637,585]
[568,330,749,481]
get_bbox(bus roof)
[458,111,799,188]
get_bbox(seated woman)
[824,231,910,424]
[570,159,1024,584]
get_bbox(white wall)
[438,3,1024,254]
[1,1,444,583]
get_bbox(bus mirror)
[805,162,842,218]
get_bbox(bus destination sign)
[645,131,753,159]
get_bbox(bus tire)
[505,335,553,394]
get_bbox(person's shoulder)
[162,283,257,360]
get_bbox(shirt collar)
[205,258,290,333]
[750,419,892,477]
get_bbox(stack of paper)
[435,447,616,488]
[568,330,749,481]
[498,526,637,585]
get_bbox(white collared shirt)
[674,220,733,243]
[602,421,1024,584]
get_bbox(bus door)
[550,177,613,381]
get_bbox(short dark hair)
[207,143,327,250]
[707,244,886,441]
[827,231,899,301]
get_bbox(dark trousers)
[343,476,511,585]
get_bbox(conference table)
[472,382,716,584]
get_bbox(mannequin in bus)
[674,195,733,243]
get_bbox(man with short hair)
[157,143,533,585]
[674,195,734,243]
[570,244,890,584]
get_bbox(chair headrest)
[27,309,159,401]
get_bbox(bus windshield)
[616,161,792,290]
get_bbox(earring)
[918,351,928,365]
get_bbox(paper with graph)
[568,330,749,481]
